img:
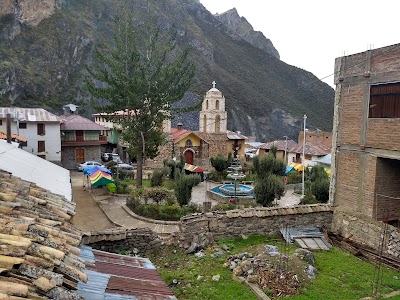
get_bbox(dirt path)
[70,171,116,232]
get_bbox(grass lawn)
[148,235,400,300]
[121,179,175,189]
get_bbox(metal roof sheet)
[78,246,177,300]
[227,130,247,140]
[61,114,108,131]
[0,107,60,122]
[280,227,332,250]
[288,142,331,156]
[260,139,298,151]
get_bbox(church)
[156,82,247,168]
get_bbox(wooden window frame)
[37,123,45,136]
[19,122,27,129]
[38,141,45,153]
[369,82,400,118]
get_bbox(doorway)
[76,148,85,163]
[184,150,194,165]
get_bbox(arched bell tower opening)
[199,81,227,133]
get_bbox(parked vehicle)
[116,163,134,171]
[101,153,113,162]
[111,154,123,163]
[77,161,105,171]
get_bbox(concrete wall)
[0,121,61,162]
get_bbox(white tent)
[0,140,72,201]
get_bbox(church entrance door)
[184,150,194,165]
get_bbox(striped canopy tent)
[89,170,114,187]
[289,162,304,172]
[184,163,204,173]
[83,165,112,176]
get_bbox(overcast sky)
[200,0,400,87]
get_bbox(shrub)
[254,174,285,207]
[142,187,175,204]
[174,174,200,206]
[150,167,168,187]
[287,172,302,184]
[311,178,330,203]
[302,190,317,204]
[210,154,230,173]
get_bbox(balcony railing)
[61,135,108,146]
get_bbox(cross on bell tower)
[212,81,216,89]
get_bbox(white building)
[199,81,228,133]
[0,107,61,162]
[287,142,331,167]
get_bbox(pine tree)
[84,3,195,187]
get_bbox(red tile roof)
[289,142,331,156]
[260,139,298,151]
[61,115,108,131]
[170,128,191,142]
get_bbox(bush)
[311,178,330,203]
[174,174,200,206]
[254,174,285,207]
[127,198,199,221]
[287,172,302,184]
[142,187,175,204]
[302,190,317,204]
[210,154,230,173]
[150,167,168,187]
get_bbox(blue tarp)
[83,166,112,176]
[285,165,295,175]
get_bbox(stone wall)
[178,204,333,249]
[61,145,101,169]
[331,210,400,258]
[81,228,162,256]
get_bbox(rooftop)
[61,114,108,131]
[0,107,60,122]
[260,139,298,151]
[289,142,331,156]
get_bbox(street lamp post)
[283,135,288,163]
[301,114,307,199]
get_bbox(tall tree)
[84,3,195,186]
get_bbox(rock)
[195,251,206,259]
[247,275,258,284]
[246,268,254,275]
[230,261,237,270]
[221,244,229,251]
[212,274,220,282]
[264,245,279,256]
[197,275,204,281]
[307,265,317,280]
[213,251,223,258]
[186,242,200,254]
[233,266,243,276]
[241,261,253,273]
[241,234,248,239]
[223,262,230,268]
[393,276,398,280]
[294,248,315,265]
[169,279,178,286]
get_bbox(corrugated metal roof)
[227,130,247,140]
[280,227,332,250]
[316,153,332,165]
[0,107,60,122]
[61,114,108,131]
[78,246,177,300]
[260,139,298,151]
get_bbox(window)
[215,115,221,133]
[185,139,193,147]
[216,100,220,110]
[38,141,45,153]
[37,123,45,135]
[19,122,27,129]
[369,82,400,118]
[0,120,2,125]
[203,115,207,132]
[206,100,209,110]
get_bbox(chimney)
[177,122,183,130]
[6,113,11,144]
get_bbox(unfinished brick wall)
[375,158,400,222]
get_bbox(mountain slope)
[214,8,280,59]
[0,0,334,141]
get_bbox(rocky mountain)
[214,8,279,59]
[0,0,334,141]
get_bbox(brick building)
[298,130,332,147]
[330,44,400,256]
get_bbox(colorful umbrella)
[83,165,112,176]
[184,163,204,173]
[89,170,114,187]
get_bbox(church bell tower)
[199,81,227,133]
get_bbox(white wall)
[0,120,61,162]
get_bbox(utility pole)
[301,114,307,200]
[283,135,288,164]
